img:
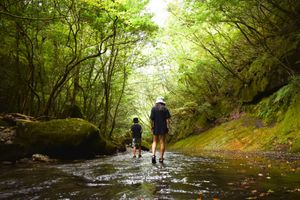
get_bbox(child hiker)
[131,117,142,158]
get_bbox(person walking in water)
[131,117,143,158]
[150,96,171,163]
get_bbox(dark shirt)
[131,123,142,139]
[150,104,171,135]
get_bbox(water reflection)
[0,151,299,199]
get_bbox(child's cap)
[133,117,139,123]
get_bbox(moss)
[102,140,117,155]
[250,83,295,125]
[237,55,288,103]
[170,117,194,142]
[277,94,300,134]
[171,82,300,154]
[291,137,300,152]
[16,118,116,158]
[170,108,300,153]
[237,55,269,102]
[141,140,151,150]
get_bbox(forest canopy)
[164,0,300,141]
[1,0,299,142]
[0,0,157,139]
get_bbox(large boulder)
[15,118,116,159]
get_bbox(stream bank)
[169,111,300,154]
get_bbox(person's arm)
[150,120,154,132]
[150,107,155,132]
[131,125,134,137]
[166,118,171,129]
[166,108,171,130]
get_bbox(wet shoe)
[138,154,142,158]
[152,155,156,164]
[159,158,164,163]
[133,155,136,158]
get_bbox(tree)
[0,0,157,140]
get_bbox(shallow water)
[0,151,299,199]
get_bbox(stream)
[0,150,299,200]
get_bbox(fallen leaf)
[197,192,203,200]
[246,196,257,199]
[251,190,257,194]
[267,164,271,168]
[259,192,269,197]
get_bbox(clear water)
[0,151,299,199]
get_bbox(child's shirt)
[131,123,142,139]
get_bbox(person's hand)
[167,126,173,135]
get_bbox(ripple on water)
[86,182,112,187]
[2,151,298,200]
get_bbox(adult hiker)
[150,96,171,163]
[131,117,143,158]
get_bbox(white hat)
[155,96,166,104]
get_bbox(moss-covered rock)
[15,118,116,159]
[169,101,213,143]
[141,140,151,151]
[237,55,289,103]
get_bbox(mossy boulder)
[60,104,83,119]
[16,118,116,159]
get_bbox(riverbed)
[0,151,299,199]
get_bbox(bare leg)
[133,146,136,157]
[159,134,166,160]
[152,135,159,156]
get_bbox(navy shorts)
[132,138,141,148]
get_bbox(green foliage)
[1,0,300,146]
[170,79,300,153]
[60,104,84,119]
[0,0,157,139]
[170,107,300,153]
[252,76,300,124]
[162,0,300,144]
